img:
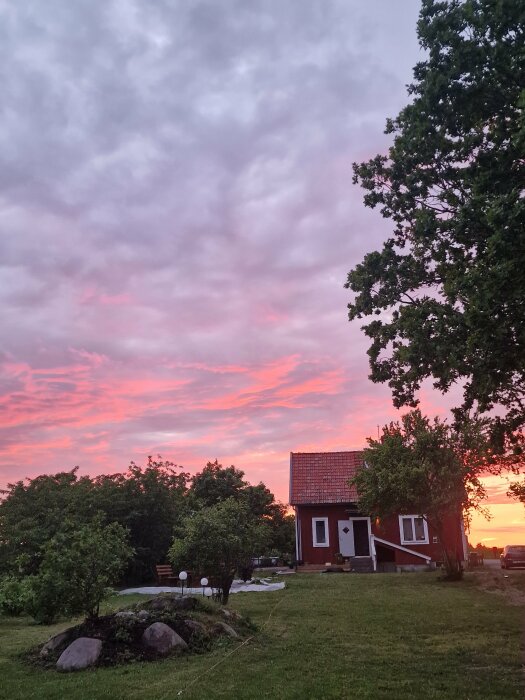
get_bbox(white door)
[338,520,355,557]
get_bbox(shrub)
[29,516,133,624]
[170,499,269,604]
[0,576,34,617]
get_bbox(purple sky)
[3,1,521,544]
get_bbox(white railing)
[370,534,377,572]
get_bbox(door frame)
[338,517,372,557]
[350,517,372,557]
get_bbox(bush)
[0,576,34,617]
[170,499,269,604]
[238,563,254,582]
[28,517,133,624]
[26,571,68,624]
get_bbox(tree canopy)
[0,457,188,583]
[346,0,525,442]
[169,499,269,604]
[0,457,294,596]
[188,460,295,560]
[189,460,246,507]
[352,410,488,579]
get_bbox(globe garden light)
[200,577,208,596]
[179,570,188,596]
[204,587,213,598]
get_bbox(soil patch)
[470,569,525,606]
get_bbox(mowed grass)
[0,573,523,700]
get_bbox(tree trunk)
[442,547,463,580]
[219,575,234,604]
[428,516,463,581]
[438,526,463,580]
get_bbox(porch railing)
[369,534,377,572]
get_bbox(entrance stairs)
[296,564,350,573]
[349,556,374,573]
[296,558,374,574]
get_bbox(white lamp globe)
[179,571,188,581]
[200,577,208,587]
[204,587,213,597]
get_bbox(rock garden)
[30,594,255,672]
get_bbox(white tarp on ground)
[119,579,286,596]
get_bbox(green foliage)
[0,469,95,576]
[0,457,188,583]
[0,575,34,617]
[508,479,525,504]
[169,499,269,603]
[92,457,189,582]
[188,461,295,560]
[352,410,489,579]
[346,0,525,440]
[0,458,292,593]
[189,460,246,507]
[28,517,133,624]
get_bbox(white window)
[399,515,429,545]
[312,517,329,547]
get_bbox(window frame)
[398,515,429,545]
[312,517,330,547]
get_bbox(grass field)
[0,571,523,699]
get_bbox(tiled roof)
[289,451,363,505]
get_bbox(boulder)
[184,619,207,635]
[40,630,71,657]
[221,608,241,621]
[142,622,188,655]
[213,621,239,638]
[140,594,199,613]
[56,637,102,671]
[137,609,150,621]
[115,610,136,618]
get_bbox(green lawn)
[0,572,523,699]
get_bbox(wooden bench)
[155,564,178,585]
[155,565,194,587]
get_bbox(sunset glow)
[0,1,521,548]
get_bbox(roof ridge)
[290,449,363,455]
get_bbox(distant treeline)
[0,457,295,584]
[469,543,503,559]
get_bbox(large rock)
[221,608,241,621]
[140,594,199,613]
[40,630,71,657]
[142,622,188,655]
[184,619,207,635]
[56,637,102,671]
[213,621,239,638]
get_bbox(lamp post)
[179,570,188,597]
[200,577,208,597]
[204,586,213,599]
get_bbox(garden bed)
[26,594,256,671]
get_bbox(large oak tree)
[346,1,525,447]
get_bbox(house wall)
[295,504,465,566]
[296,504,352,565]
[373,514,462,565]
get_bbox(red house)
[290,451,468,572]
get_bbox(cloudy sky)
[1,0,521,544]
